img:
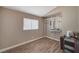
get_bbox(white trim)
[0,37,44,52]
[0,36,59,52]
[45,36,60,41]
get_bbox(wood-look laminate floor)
[4,37,63,53]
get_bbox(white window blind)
[23,18,39,30]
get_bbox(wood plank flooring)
[4,37,63,53]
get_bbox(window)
[23,18,39,30]
[49,16,62,30]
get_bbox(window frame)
[23,18,39,30]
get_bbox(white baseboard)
[0,36,59,52]
[0,37,44,52]
[45,36,60,41]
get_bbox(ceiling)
[3,6,56,17]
